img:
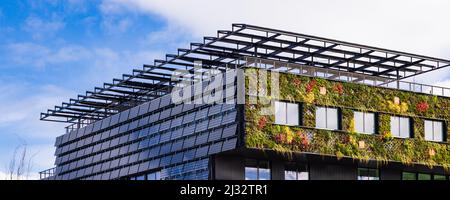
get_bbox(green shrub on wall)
[245,68,450,170]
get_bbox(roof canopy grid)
[40,23,450,129]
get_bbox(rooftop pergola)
[40,24,450,128]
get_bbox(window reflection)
[354,111,375,134]
[390,116,410,138]
[284,164,309,180]
[316,107,339,130]
[245,160,271,180]
[424,120,444,142]
[274,101,299,126]
[357,168,379,180]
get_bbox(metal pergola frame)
[40,23,450,127]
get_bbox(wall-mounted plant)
[293,78,301,87]
[257,116,267,130]
[387,99,409,113]
[244,68,450,169]
[302,92,315,104]
[416,101,429,113]
[294,130,309,150]
[333,83,344,95]
[306,79,317,93]
[348,118,356,133]
[381,131,393,141]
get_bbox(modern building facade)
[40,24,450,180]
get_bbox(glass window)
[354,111,375,134]
[287,103,299,126]
[136,175,145,180]
[402,172,446,180]
[274,101,299,126]
[418,173,432,180]
[275,101,287,125]
[147,171,161,180]
[285,170,297,180]
[390,116,410,138]
[433,175,447,180]
[284,165,309,180]
[245,160,271,180]
[316,107,326,129]
[119,110,130,123]
[425,120,444,142]
[402,172,416,180]
[357,168,379,180]
[258,161,271,180]
[245,166,258,180]
[316,107,339,130]
[222,111,237,125]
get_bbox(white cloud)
[101,16,134,34]
[86,48,164,85]
[0,81,72,177]
[1,42,163,132]
[0,82,72,138]
[142,24,195,50]
[99,0,139,35]
[6,43,91,68]
[65,0,90,12]
[100,0,136,14]
[103,0,450,55]
[23,16,65,40]
[102,0,450,84]
[4,40,164,86]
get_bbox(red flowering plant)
[274,127,294,145]
[257,116,267,130]
[274,133,286,144]
[305,79,317,93]
[294,131,309,150]
[292,78,302,87]
[416,101,429,113]
[333,83,344,95]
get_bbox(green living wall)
[245,68,450,170]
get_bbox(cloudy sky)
[1,0,450,179]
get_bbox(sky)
[1,0,450,179]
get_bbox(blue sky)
[0,0,192,179]
[1,0,450,179]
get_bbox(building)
[39,24,450,180]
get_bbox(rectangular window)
[245,160,271,180]
[354,111,375,134]
[403,172,448,180]
[433,175,447,180]
[418,173,432,180]
[316,107,339,130]
[284,165,309,180]
[147,171,161,180]
[425,120,444,142]
[274,101,299,126]
[357,168,379,180]
[390,116,410,138]
[402,172,416,180]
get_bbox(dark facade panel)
[309,163,357,180]
[50,99,239,180]
[47,71,240,180]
